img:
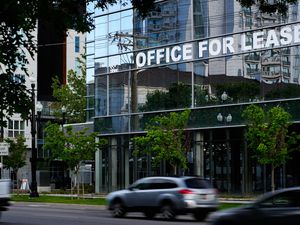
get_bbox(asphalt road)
[0,202,208,225]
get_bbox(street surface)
[0,202,208,225]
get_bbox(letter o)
[136,52,146,68]
[209,39,222,56]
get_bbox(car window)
[185,178,212,189]
[133,182,151,190]
[259,190,300,208]
[149,179,178,189]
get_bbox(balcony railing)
[94,98,300,135]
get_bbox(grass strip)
[219,203,245,210]
[12,195,106,205]
[12,195,245,210]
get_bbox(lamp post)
[216,91,232,193]
[29,77,43,197]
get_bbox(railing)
[94,98,300,135]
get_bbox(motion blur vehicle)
[107,176,218,221]
[0,179,11,218]
[208,186,300,225]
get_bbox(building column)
[194,131,204,177]
[110,137,118,191]
[225,128,231,193]
[124,146,129,188]
[242,128,252,194]
[209,130,214,185]
[95,137,102,194]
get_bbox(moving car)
[107,176,218,220]
[0,179,11,218]
[208,186,300,225]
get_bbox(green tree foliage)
[0,75,32,133]
[140,83,208,111]
[242,105,299,191]
[3,136,27,187]
[265,85,300,100]
[237,0,297,15]
[52,57,86,123]
[43,122,106,194]
[215,82,260,103]
[0,0,154,75]
[132,109,191,175]
[44,122,106,172]
[0,0,155,131]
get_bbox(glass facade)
[88,0,300,193]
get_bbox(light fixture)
[226,114,232,123]
[217,113,232,123]
[36,101,43,113]
[217,113,223,122]
[221,91,228,101]
[61,105,66,113]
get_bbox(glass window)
[95,58,108,75]
[87,67,95,84]
[75,36,80,53]
[14,121,19,129]
[86,55,94,69]
[150,179,178,189]
[8,120,13,129]
[95,16,108,58]
[95,75,108,116]
[185,178,212,189]
[259,191,300,208]
[20,121,24,130]
[7,120,25,138]
[134,182,150,190]
[86,42,94,55]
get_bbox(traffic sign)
[0,142,9,156]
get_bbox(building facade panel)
[88,0,300,193]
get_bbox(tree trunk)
[271,164,275,192]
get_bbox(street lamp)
[216,91,232,193]
[221,91,228,102]
[217,113,232,123]
[29,77,43,197]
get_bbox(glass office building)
[86,0,300,194]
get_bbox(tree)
[3,135,27,189]
[43,122,106,195]
[0,75,32,138]
[0,0,155,132]
[132,109,191,175]
[237,0,297,15]
[52,57,87,123]
[242,105,299,191]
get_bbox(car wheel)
[193,211,208,221]
[144,210,156,219]
[111,200,126,218]
[160,204,176,220]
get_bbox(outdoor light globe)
[226,114,232,123]
[36,101,43,113]
[217,113,223,122]
[221,91,228,101]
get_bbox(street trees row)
[132,104,299,191]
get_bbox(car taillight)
[178,189,193,195]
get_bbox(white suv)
[107,176,219,221]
